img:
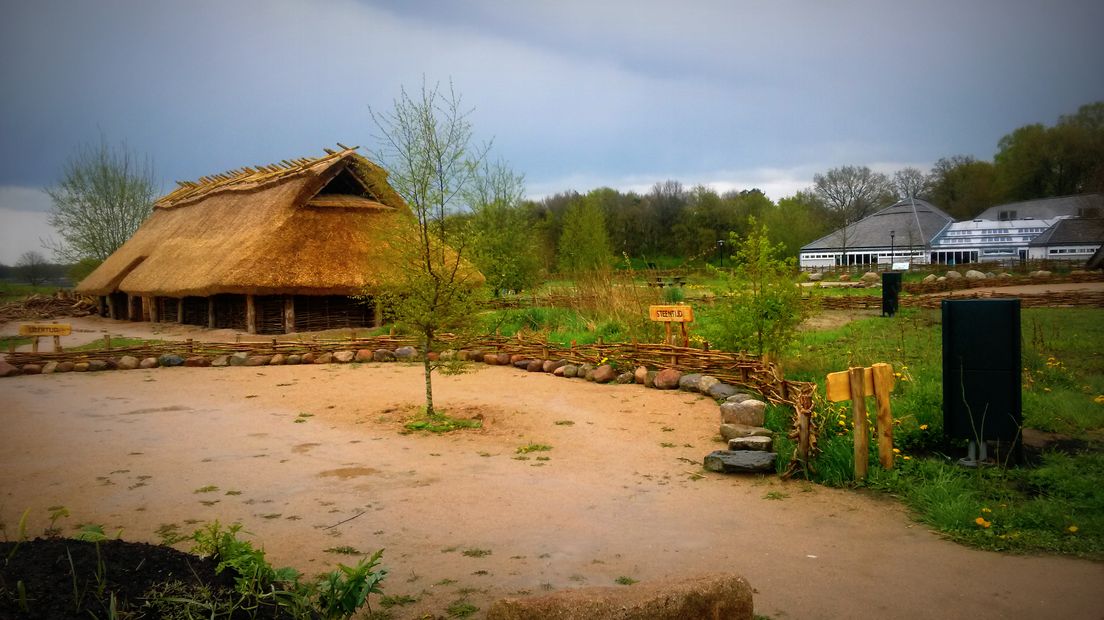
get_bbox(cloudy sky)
[1,0,1102,264]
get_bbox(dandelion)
[1068,525,1078,533]
[975,517,991,528]
[892,448,901,454]
[838,420,846,427]
[1043,387,1051,393]
[919,424,929,431]
[902,456,911,461]
[981,507,992,513]
[1094,395,1104,405]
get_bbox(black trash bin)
[881,271,902,317]
[942,299,1022,445]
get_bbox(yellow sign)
[825,363,894,402]
[18,323,72,337]
[648,305,694,323]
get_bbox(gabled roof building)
[799,199,953,268]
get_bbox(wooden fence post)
[104,335,112,350]
[848,367,869,482]
[871,362,895,470]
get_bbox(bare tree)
[369,79,490,417]
[813,165,896,224]
[45,136,156,263]
[893,167,931,200]
[15,250,49,286]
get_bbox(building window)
[998,210,1017,221]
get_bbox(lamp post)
[889,230,895,270]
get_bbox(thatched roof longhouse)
[78,147,414,298]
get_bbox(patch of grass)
[435,578,457,586]
[763,490,789,500]
[0,335,33,351]
[516,443,552,454]
[446,599,479,618]
[785,306,1104,558]
[294,412,313,423]
[379,593,419,608]
[193,485,219,494]
[324,545,362,555]
[404,411,483,433]
[554,420,575,426]
[659,442,676,448]
[461,548,492,558]
[69,336,164,351]
[614,576,638,586]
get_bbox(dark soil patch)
[0,537,288,619]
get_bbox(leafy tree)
[466,159,541,296]
[994,102,1104,201]
[557,195,612,273]
[16,251,49,286]
[369,79,489,417]
[763,190,833,257]
[704,219,806,356]
[926,156,998,220]
[45,135,156,263]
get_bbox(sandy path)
[1,364,1101,619]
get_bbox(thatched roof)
[76,146,480,297]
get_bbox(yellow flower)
[919,424,929,431]
[1094,395,1104,405]
[892,448,901,454]
[838,420,846,427]
[1068,525,1079,533]
[981,507,991,513]
[902,456,911,461]
[975,517,991,528]
[1043,387,1051,393]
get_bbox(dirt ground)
[2,315,1103,619]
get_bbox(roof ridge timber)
[156,145,360,209]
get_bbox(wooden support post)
[127,294,135,320]
[798,410,811,471]
[374,298,383,328]
[53,335,62,352]
[148,296,159,323]
[97,296,105,317]
[872,362,895,470]
[848,367,870,482]
[245,294,257,334]
[177,298,185,323]
[106,295,116,320]
[284,296,296,334]
[207,297,216,329]
[31,337,39,353]
[104,335,112,350]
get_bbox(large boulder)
[117,355,139,370]
[184,356,210,367]
[285,354,302,365]
[616,372,635,384]
[0,361,19,377]
[562,364,578,378]
[313,352,333,364]
[527,360,545,372]
[41,361,59,374]
[333,350,355,363]
[269,354,286,365]
[484,353,501,365]
[495,353,512,366]
[87,360,109,372]
[158,354,185,367]
[698,375,720,394]
[728,436,773,451]
[678,373,704,391]
[644,371,658,388]
[592,365,617,384]
[945,270,963,279]
[707,382,739,401]
[229,352,250,367]
[653,368,682,390]
[486,573,754,620]
[838,273,851,282]
[704,450,776,474]
[355,349,374,363]
[965,270,986,280]
[1030,270,1052,279]
[55,361,75,373]
[720,399,767,426]
[725,393,754,404]
[246,355,272,366]
[807,272,822,282]
[634,366,649,384]
[719,424,773,441]
[21,364,41,375]
[514,359,534,370]
[372,349,396,362]
[922,274,938,284]
[138,358,158,369]
[577,364,595,379]
[74,362,91,372]
[860,271,879,283]
[395,346,419,361]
